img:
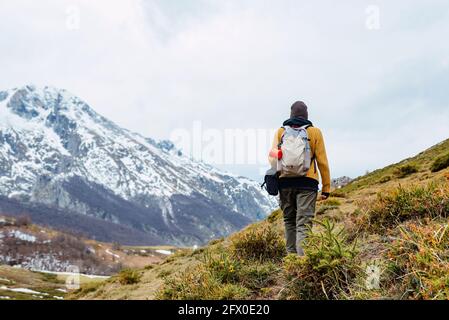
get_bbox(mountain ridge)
[0,85,277,245]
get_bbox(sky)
[1,0,448,181]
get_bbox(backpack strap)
[278,124,311,148]
[278,126,286,148]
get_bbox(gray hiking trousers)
[279,189,318,255]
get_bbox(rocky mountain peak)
[0,85,277,246]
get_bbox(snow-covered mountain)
[0,85,277,245]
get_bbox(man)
[269,101,331,255]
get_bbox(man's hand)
[320,192,330,201]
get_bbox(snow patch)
[34,269,110,279]
[0,286,48,295]
[8,230,37,242]
[155,249,172,255]
[105,249,120,259]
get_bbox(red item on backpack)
[277,148,283,160]
[269,148,283,160]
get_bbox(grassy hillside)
[0,216,178,299]
[71,139,449,300]
[0,265,73,300]
[339,138,449,194]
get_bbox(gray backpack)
[278,125,312,177]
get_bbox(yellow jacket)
[269,126,331,194]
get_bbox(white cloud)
[1,0,448,180]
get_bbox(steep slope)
[339,138,449,194]
[0,85,276,245]
[72,138,449,300]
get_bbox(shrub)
[331,190,347,198]
[282,219,359,300]
[323,198,342,206]
[316,205,338,215]
[431,153,449,172]
[157,270,172,278]
[156,265,249,300]
[316,199,341,215]
[208,237,224,246]
[158,247,280,300]
[170,249,192,259]
[190,247,205,256]
[266,209,283,223]
[117,269,141,285]
[39,272,59,283]
[203,252,240,283]
[394,164,418,178]
[358,182,449,232]
[387,220,449,299]
[237,262,279,291]
[316,198,341,215]
[378,175,392,184]
[15,215,31,227]
[205,250,281,292]
[218,284,251,300]
[231,222,285,262]
[69,281,104,299]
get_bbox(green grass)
[356,181,449,233]
[0,266,70,300]
[387,219,449,299]
[282,219,359,300]
[230,222,286,262]
[431,153,449,172]
[339,139,449,194]
[156,245,281,300]
[0,289,47,300]
[38,272,61,283]
[156,263,250,300]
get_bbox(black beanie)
[290,101,308,119]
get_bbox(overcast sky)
[1,0,448,181]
